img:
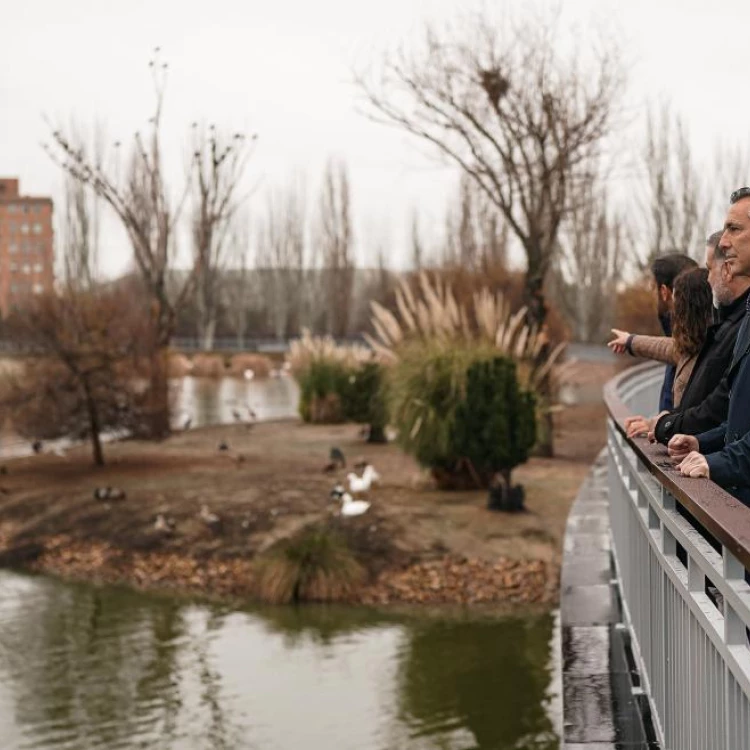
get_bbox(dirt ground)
[0,362,614,608]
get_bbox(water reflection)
[172,375,299,428]
[0,571,559,750]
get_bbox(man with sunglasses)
[668,187,750,505]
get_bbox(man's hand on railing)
[668,434,699,459]
[677,451,710,478]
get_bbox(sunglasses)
[730,186,750,204]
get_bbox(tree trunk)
[146,346,171,439]
[82,378,104,467]
[200,317,216,352]
[523,257,555,458]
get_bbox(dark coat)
[654,288,750,445]
[700,309,750,506]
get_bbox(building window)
[32,222,42,234]
[10,283,18,294]
[34,263,43,273]
[22,264,30,274]
[7,204,18,214]
[33,283,44,294]
[8,243,18,254]
[8,222,16,234]
[9,262,17,272]
[20,223,29,234]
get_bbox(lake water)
[0,376,301,459]
[0,570,560,750]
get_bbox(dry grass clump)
[226,353,272,379]
[190,354,227,378]
[367,272,566,390]
[168,353,193,378]
[287,329,372,376]
[253,527,365,604]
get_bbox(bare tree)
[410,210,425,270]
[443,174,509,271]
[357,10,623,328]
[190,124,255,350]
[257,179,307,339]
[551,178,623,342]
[2,289,149,466]
[59,123,104,288]
[223,211,252,349]
[318,159,354,338]
[634,104,710,267]
[45,51,248,436]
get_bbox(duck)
[199,504,222,530]
[363,464,381,486]
[347,471,373,495]
[153,514,175,534]
[330,447,346,468]
[340,492,370,517]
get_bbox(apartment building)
[0,178,54,317]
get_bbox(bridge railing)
[605,363,750,750]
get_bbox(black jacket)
[654,288,750,445]
[701,309,750,505]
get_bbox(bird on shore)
[363,464,381,485]
[347,465,380,495]
[182,415,193,430]
[340,492,370,517]
[330,447,346,468]
[232,408,243,422]
[153,514,175,534]
[31,440,43,455]
[218,441,230,452]
[93,487,127,502]
[200,504,222,531]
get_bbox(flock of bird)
[326,448,380,517]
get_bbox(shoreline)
[0,413,602,613]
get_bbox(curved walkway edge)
[560,449,658,749]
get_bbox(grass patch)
[253,527,365,604]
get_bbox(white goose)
[347,464,380,494]
[340,491,370,517]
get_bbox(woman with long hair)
[609,266,713,407]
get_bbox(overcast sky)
[0,0,743,277]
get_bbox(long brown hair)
[672,267,712,358]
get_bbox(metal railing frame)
[605,363,750,749]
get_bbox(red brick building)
[0,178,55,317]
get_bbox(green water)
[0,571,560,750]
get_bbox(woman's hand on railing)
[608,328,631,355]
[668,434,699,459]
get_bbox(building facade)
[0,178,54,317]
